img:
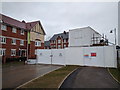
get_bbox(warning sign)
[91,53,96,57]
[84,54,89,58]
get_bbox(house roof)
[50,32,69,41]
[44,41,50,47]
[0,14,26,29]
[0,14,46,35]
[26,21,39,30]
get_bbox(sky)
[1,2,118,44]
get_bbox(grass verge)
[20,65,79,88]
[109,68,120,83]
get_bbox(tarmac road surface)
[60,67,120,88]
[2,64,62,89]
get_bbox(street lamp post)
[110,28,117,45]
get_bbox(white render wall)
[69,27,101,47]
[37,46,117,68]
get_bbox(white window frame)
[64,39,66,43]
[58,40,61,43]
[64,44,66,48]
[11,38,16,45]
[1,24,7,31]
[35,41,41,46]
[58,45,61,48]
[20,29,24,35]
[0,36,6,44]
[12,27,17,33]
[11,49,16,56]
[0,48,6,56]
[20,40,24,46]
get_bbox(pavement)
[2,64,62,89]
[60,67,120,88]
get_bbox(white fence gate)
[37,49,65,65]
[37,46,117,68]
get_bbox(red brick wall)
[50,36,69,49]
[1,24,27,63]
[28,41,44,59]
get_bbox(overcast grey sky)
[2,2,118,43]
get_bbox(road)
[2,64,62,89]
[60,67,120,88]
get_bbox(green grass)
[2,61,25,68]
[20,65,79,88]
[109,68,120,82]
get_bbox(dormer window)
[12,27,17,33]
[1,24,7,31]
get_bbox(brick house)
[0,14,45,63]
[44,41,51,49]
[49,31,69,49]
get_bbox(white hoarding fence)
[37,46,117,68]
[37,49,65,65]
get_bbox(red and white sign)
[91,53,96,57]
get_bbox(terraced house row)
[0,14,46,63]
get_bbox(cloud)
[2,2,118,43]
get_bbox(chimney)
[22,20,26,23]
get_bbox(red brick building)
[0,14,45,63]
[48,31,69,49]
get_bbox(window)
[20,40,24,45]
[12,27,17,33]
[0,49,6,56]
[0,36,6,44]
[58,40,61,43]
[11,49,16,56]
[58,45,61,49]
[21,29,24,35]
[1,24,7,31]
[64,44,66,48]
[64,39,66,43]
[35,41,41,46]
[11,39,16,45]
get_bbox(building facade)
[0,14,45,63]
[49,31,69,49]
[44,41,51,49]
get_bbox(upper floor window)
[1,24,7,31]
[20,40,24,45]
[11,38,16,45]
[64,39,66,43]
[0,36,6,44]
[11,49,16,56]
[21,29,24,35]
[12,27,17,33]
[0,48,6,56]
[35,41,41,46]
[58,40,61,43]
